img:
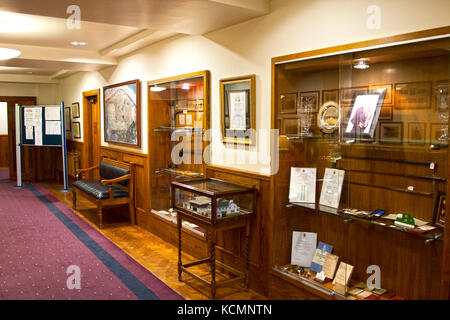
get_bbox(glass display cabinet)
[171,178,256,298]
[147,71,210,222]
[271,30,450,300]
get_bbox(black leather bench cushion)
[100,162,130,186]
[73,180,129,200]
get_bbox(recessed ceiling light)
[353,60,370,70]
[181,83,190,90]
[0,48,20,60]
[71,41,88,46]
[150,86,167,92]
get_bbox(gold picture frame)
[220,74,256,145]
[394,81,432,109]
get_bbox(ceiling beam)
[208,0,270,13]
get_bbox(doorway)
[83,89,101,179]
[3,96,38,181]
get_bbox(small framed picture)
[279,93,297,114]
[72,122,81,139]
[340,86,368,105]
[394,81,432,109]
[370,84,393,104]
[322,89,339,105]
[432,191,446,229]
[430,123,443,143]
[408,122,426,144]
[379,105,393,120]
[281,118,299,136]
[64,107,71,134]
[299,91,319,113]
[72,102,80,118]
[379,122,403,143]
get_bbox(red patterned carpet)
[0,172,183,300]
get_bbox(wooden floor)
[40,182,267,300]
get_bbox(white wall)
[60,0,450,174]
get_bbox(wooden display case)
[171,178,256,298]
[270,28,450,300]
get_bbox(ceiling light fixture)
[150,86,167,92]
[71,41,88,46]
[0,48,21,60]
[353,60,370,70]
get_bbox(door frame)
[82,89,101,171]
[3,96,37,180]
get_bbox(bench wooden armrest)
[75,165,99,179]
[100,174,131,185]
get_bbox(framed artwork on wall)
[379,122,403,143]
[408,122,426,144]
[72,122,81,139]
[220,74,256,145]
[281,118,299,137]
[394,81,432,109]
[432,191,446,229]
[340,86,368,105]
[322,89,339,105]
[299,91,319,113]
[103,79,141,148]
[370,84,393,104]
[72,102,80,118]
[279,93,297,114]
[64,107,71,134]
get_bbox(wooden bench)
[72,158,135,229]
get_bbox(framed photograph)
[394,81,432,109]
[72,122,81,139]
[379,105,393,120]
[430,123,443,143]
[322,89,339,105]
[64,107,71,133]
[432,191,446,229]
[408,122,426,144]
[281,118,299,137]
[343,89,387,140]
[103,79,141,148]
[379,122,403,143]
[221,75,256,145]
[370,84,393,104]
[279,93,297,114]
[340,86,368,104]
[72,102,80,118]
[299,91,319,112]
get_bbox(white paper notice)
[291,231,317,267]
[25,126,34,140]
[35,126,43,145]
[319,168,345,208]
[45,106,60,121]
[289,168,316,203]
[229,91,247,130]
[186,114,193,126]
[179,114,185,125]
[45,121,61,135]
[24,108,36,126]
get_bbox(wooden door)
[83,90,100,179]
[6,98,37,181]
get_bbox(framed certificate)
[220,75,256,145]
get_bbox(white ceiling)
[0,0,270,81]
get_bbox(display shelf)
[152,209,205,237]
[272,266,350,300]
[285,201,444,242]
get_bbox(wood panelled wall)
[0,135,8,167]
[205,165,272,296]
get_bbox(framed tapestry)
[103,79,141,148]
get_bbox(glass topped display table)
[171,178,256,298]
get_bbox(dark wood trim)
[100,145,147,158]
[206,164,271,181]
[82,89,100,171]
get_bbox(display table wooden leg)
[245,221,250,291]
[97,205,104,229]
[209,230,216,298]
[72,191,77,210]
[177,216,182,281]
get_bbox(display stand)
[171,178,256,298]
[14,102,70,192]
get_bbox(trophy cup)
[436,84,449,141]
[299,95,315,137]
